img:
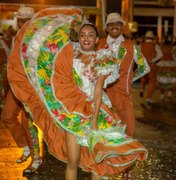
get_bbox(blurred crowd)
[132,32,176,103]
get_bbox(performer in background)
[97,13,150,138]
[140,31,163,105]
[0,31,10,110]
[1,6,41,174]
[157,36,176,99]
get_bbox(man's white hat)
[106,13,125,26]
[145,31,155,38]
[14,5,35,19]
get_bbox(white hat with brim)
[14,6,35,19]
[106,13,125,26]
[145,31,155,38]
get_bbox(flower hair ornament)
[79,18,99,37]
[81,18,95,27]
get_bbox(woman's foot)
[122,171,132,180]
[16,146,30,163]
[23,157,42,174]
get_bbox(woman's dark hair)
[79,20,99,37]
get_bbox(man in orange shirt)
[0,31,10,110]
[97,13,150,137]
[97,12,150,179]
[1,6,41,174]
[140,31,163,105]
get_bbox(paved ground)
[0,87,176,180]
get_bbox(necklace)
[73,42,96,59]
[79,48,96,55]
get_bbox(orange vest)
[162,44,173,61]
[141,42,156,63]
[97,38,107,49]
[97,38,134,95]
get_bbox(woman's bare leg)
[65,132,80,180]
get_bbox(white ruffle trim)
[157,76,176,84]
[73,58,112,108]
[157,60,176,67]
[96,64,120,89]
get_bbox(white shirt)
[106,34,150,83]
[145,39,163,63]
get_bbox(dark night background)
[0,0,122,14]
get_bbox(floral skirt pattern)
[8,8,148,177]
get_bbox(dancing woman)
[8,7,147,179]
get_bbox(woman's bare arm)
[91,75,106,130]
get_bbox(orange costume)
[1,88,40,161]
[97,36,150,137]
[1,89,27,147]
[141,41,157,99]
[140,40,163,101]
[162,43,173,61]
[0,36,10,109]
[7,8,147,177]
[1,6,41,174]
[157,41,176,93]
[1,9,41,170]
[140,31,163,103]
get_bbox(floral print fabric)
[18,9,148,173]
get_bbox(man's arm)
[151,44,163,63]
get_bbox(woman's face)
[79,25,98,52]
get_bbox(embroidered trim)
[19,13,148,166]
[133,45,150,82]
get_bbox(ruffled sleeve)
[95,48,120,88]
[53,43,93,116]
